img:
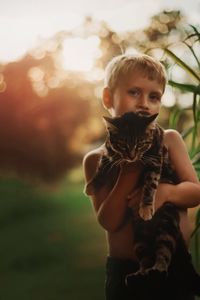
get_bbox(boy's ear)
[102,87,113,109]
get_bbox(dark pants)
[105,256,195,300]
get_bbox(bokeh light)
[162,86,176,107]
[62,36,102,71]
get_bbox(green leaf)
[181,126,194,139]
[168,81,200,94]
[191,209,200,238]
[189,24,200,40]
[193,92,198,125]
[169,107,181,129]
[192,150,200,163]
[183,41,200,69]
[164,48,200,82]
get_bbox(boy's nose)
[137,95,149,109]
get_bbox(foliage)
[0,47,99,183]
[161,25,200,275]
[0,16,126,183]
[190,209,200,276]
[123,10,186,53]
[162,25,200,178]
[0,177,106,299]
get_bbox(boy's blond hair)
[104,54,167,93]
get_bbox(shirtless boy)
[82,54,200,300]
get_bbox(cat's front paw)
[139,204,154,220]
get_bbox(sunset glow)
[0,0,199,75]
[62,36,101,72]
[0,14,83,64]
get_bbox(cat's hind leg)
[151,202,179,273]
[152,242,172,273]
[125,257,167,288]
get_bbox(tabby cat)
[102,111,177,221]
[86,111,200,295]
[87,111,177,221]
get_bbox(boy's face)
[105,71,163,117]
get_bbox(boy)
[82,54,200,300]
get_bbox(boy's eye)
[149,94,161,102]
[128,89,140,96]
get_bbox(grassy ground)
[0,176,199,300]
[0,177,107,300]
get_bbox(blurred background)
[0,0,200,299]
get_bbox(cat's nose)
[128,152,136,161]
[130,150,135,158]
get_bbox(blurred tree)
[123,10,186,52]
[0,48,99,183]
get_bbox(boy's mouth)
[136,110,150,116]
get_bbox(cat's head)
[103,111,157,162]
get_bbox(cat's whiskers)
[116,159,124,167]
[143,154,159,163]
[101,153,122,173]
[144,153,160,159]
[112,158,123,168]
[100,158,113,173]
[141,157,154,165]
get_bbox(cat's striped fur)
[88,112,177,220]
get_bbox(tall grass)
[164,25,200,280]
[164,26,200,170]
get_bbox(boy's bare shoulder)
[163,129,182,147]
[82,144,105,184]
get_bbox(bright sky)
[0,0,200,68]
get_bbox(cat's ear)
[144,113,158,125]
[103,116,118,133]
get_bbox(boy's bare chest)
[107,216,138,260]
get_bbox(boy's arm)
[158,129,200,209]
[155,182,200,209]
[165,129,198,183]
[83,151,143,232]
